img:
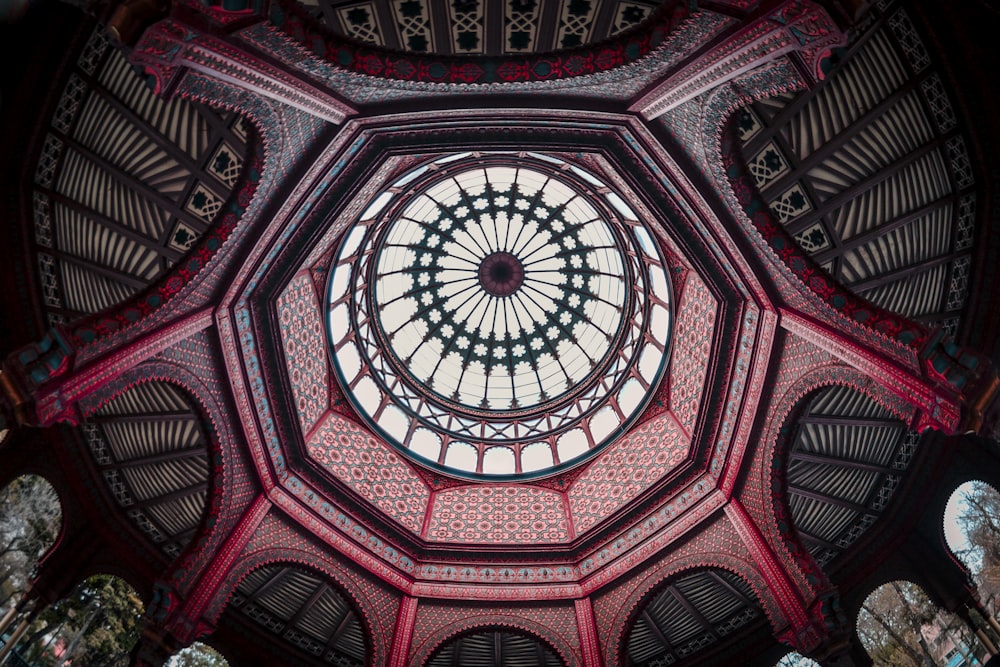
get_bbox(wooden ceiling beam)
[237,567,293,609]
[640,608,676,657]
[99,445,207,470]
[790,450,894,475]
[846,248,965,293]
[668,583,720,641]
[132,480,208,510]
[788,138,947,234]
[743,9,891,155]
[36,186,186,262]
[788,484,877,516]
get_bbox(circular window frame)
[326,152,674,480]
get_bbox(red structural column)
[724,500,815,645]
[574,597,604,667]
[388,595,418,667]
[170,493,272,643]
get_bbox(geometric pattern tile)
[278,272,329,435]
[426,485,570,543]
[306,413,430,534]
[569,412,690,535]
[668,274,717,434]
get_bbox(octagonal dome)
[247,110,758,561]
[326,152,673,479]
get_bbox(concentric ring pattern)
[327,153,672,479]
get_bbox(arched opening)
[776,652,821,667]
[944,480,1000,607]
[732,0,977,338]
[167,641,231,667]
[857,580,983,666]
[0,474,61,609]
[222,563,366,666]
[425,628,565,667]
[83,380,214,559]
[26,23,251,328]
[780,384,912,567]
[2,573,143,667]
[624,568,766,666]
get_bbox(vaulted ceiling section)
[1,0,998,666]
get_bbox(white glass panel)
[482,447,515,474]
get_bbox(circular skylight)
[373,166,627,412]
[327,153,672,479]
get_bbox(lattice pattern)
[768,183,812,223]
[305,414,429,534]
[568,413,689,534]
[337,3,384,45]
[946,135,974,190]
[555,0,596,48]
[793,222,831,254]
[505,0,542,52]
[32,192,53,248]
[611,1,655,35]
[747,142,789,189]
[735,108,763,144]
[426,485,569,543]
[392,0,433,52]
[187,182,224,221]
[887,9,930,73]
[278,272,329,435]
[668,275,716,433]
[35,134,63,188]
[448,0,484,53]
[955,194,975,251]
[52,74,87,135]
[920,73,957,133]
[946,256,971,312]
[208,142,244,188]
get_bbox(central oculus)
[477,252,524,297]
[327,153,672,478]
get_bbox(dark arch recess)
[623,567,766,667]
[772,383,914,571]
[424,627,566,667]
[221,562,369,666]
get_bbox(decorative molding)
[131,19,353,124]
[631,0,845,119]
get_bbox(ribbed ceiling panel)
[626,570,761,666]
[83,381,211,559]
[737,0,977,336]
[426,630,564,667]
[230,565,366,666]
[785,385,914,566]
[30,26,248,328]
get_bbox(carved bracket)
[130,17,353,123]
[631,0,846,119]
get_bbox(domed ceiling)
[2,0,999,666]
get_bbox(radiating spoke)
[328,154,673,477]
